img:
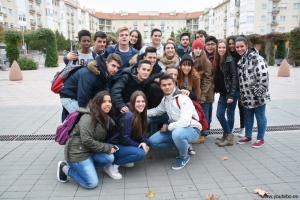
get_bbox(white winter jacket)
[147,87,202,132]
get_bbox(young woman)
[235,36,270,148]
[213,39,239,147]
[190,39,214,141]
[106,91,149,178]
[159,42,180,71]
[227,36,245,137]
[129,30,143,51]
[177,54,201,102]
[106,37,117,47]
[57,91,118,188]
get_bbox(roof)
[95,11,204,20]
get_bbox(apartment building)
[199,0,300,39]
[0,0,99,40]
[95,11,203,43]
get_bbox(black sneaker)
[57,161,67,182]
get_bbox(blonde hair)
[118,27,129,36]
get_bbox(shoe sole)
[172,157,190,170]
[103,167,122,180]
[188,151,196,155]
[252,143,265,148]
[121,163,134,167]
[237,141,251,144]
[57,161,67,183]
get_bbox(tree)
[288,27,300,66]
[175,28,194,46]
[4,30,21,66]
[55,30,68,51]
[0,29,5,43]
[107,31,118,40]
[170,31,175,38]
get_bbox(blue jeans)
[113,145,146,165]
[244,104,267,140]
[216,92,239,134]
[147,127,199,156]
[147,114,169,135]
[65,153,114,189]
[201,102,211,135]
[60,98,79,113]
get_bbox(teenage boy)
[60,53,122,121]
[176,33,191,58]
[139,28,164,56]
[195,30,208,44]
[90,31,107,55]
[147,74,201,170]
[103,27,138,82]
[111,60,163,114]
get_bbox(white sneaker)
[238,128,245,138]
[188,144,196,155]
[103,164,122,180]
[121,162,134,167]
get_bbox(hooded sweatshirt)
[139,42,164,56]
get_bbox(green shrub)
[18,57,38,70]
[4,30,21,66]
[288,28,300,66]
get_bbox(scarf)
[160,54,180,65]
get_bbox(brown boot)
[215,133,226,145]
[193,135,205,144]
[218,134,234,147]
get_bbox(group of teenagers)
[56,26,270,189]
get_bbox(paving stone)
[221,187,249,195]
[174,190,200,199]
[0,191,28,199]
[124,181,148,188]
[25,190,52,198]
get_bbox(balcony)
[272,8,280,14]
[36,0,41,4]
[161,23,165,26]
[236,12,240,17]
[36,11,41,15]
[223,26,226,31]
[30,20,36,26]
[235,23,239,28]
[3,14,7,17]
[72,29,75,33]
[29,8,35,14]
[28,0,33,2]
[37,22,42,27]
[67,20,70,24]
[235,0,240,6]
[144,22,148,26]
[68,28,71,32]
[224,8,227,13]
[272,0,281,2]
[271,20,278,25]
[223,16,227,22]
[71,20,74,25]
[150,23,154,26]
[71,12,74,16]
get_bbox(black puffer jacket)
[60,55,110,107]
[111,66,163,113]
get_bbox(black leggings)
[238,101,245,128]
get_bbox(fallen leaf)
[221,156,228,161]
[148,155,154,159]
[206,194,220,200]
[253,188,269,197]
[146,190,155,198]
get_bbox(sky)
[77,0,221,13]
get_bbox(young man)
[60,53,122,121]
[111,60,163,114]
[205,36,218,64]
[103,27,138,82]
[139,28,164,56]
[176,32,191,58]
[147,74,201,170]
[195,30,208,44]
[90,31,107,55]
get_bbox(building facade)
[199,0,300,39]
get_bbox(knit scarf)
[160,54,180,65]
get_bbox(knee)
[106,154,114,165]
[136,148,146,160]
[171,130,182,141]
[85,179,99,189]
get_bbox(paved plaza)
[0,63,299,199]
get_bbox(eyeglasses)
[206,43,216,47]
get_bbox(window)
[262,4,266,9]
[280,3,287,9]
[10,23,13,29]
[292,15,298,21]
[279,27,285,32]
[261,15,266,21]
[19,14,22,20]
[134,27,137,30]
[247,16,254,23]
[8,8,12,16]
[260,28,265,33]
[29,4,33,9]
[280,16,286,21]
[293,3,300,9]
[23,14,26,21]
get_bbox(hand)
[227,99,233,103]
[67,52,78,60]
[120,106,129,113]
[110,148,116,154]
[181,89,190,96]
[160,124,168,133]
[199,101,205,104]
[138,142,150,154]
[154,78,160,83]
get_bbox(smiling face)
[143,52,157,66]
[193,47,203,57]
[228,39,235,53]
[130,31,139,45]
[137,63,151,81]
[205,40,216,55]
[218,42,227,58]
[101,95,112,113]
[235,41,248,56]
[160,78,175,95]
[134,95,146,113]
[181,63,192,76]
[151,31,162,46]
[165,44,175,58]
[94,37,106,53]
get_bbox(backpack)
[55,111,83,145]
[175,97,209,131]
[51,51,97,94]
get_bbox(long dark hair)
[129,30,143,51]
[178,60,199,90]
[193,49,210,74]
[87,91,114,129]
[129,91,148,140]
[213,39,230,74]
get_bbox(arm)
[118,112,140,147]
[168,96,194,131]
[79,115,113,154]
[77,70,95,107]
[228,59,238,100]
[147,98,166,117]
[193,76,201,102]
[111,75,128,112]
[200,62,213,102]
[252,57,269,96]
[102,46,112,59]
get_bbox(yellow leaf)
[148,155,155,159]
[146,190,155,198]
[221,156,228,161]
[206,194,220,200]
[253,188,269,197]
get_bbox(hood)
[129,53,139,66]
[77,107,115,127]
[177,44,191,52]
[165,87,182,100]
[122,66,137,76]
[246,47,258,59]
[87,55,106,76]
[77,107,90,114]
